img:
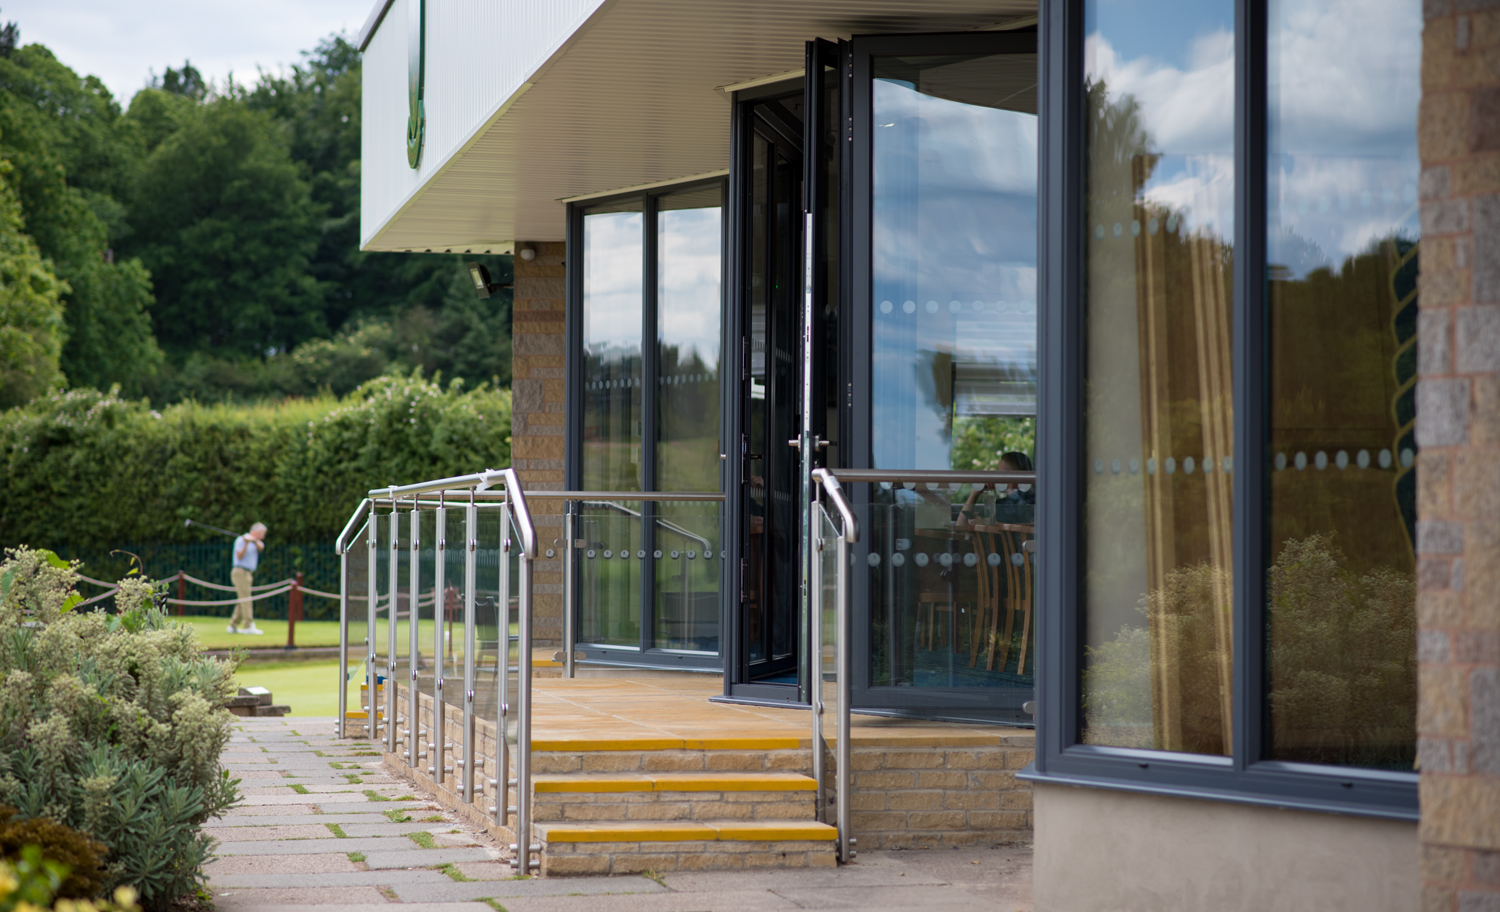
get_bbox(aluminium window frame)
[1022,0,1419,820]
[563,176,730,671]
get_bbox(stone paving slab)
[204,824,345,841]
[220,904,494,912]
[389,877,667,902]
[360,847,495,869]
[205,853,360,875]
[206,870,453,888]
[211,887,392,909]
[496,890,799,912]
[214,837,420,856]
[220,804,319,817]
[205,814,397,828]
[337,823,468,838]
[316,801,435,815]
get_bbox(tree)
[0,159,65,407]
[0,42,162,393]
[127,99,324,357]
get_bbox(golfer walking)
[230,523,268,635]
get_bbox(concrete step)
[533,736,810,776]
[532,772,817,824]
[536,819,837,875]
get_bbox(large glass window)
[1080,0,1236,755]
[574,183,725,658]
[1033,0,1422,817]
[1265,0,1420,769]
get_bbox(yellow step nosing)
[531,736,802,753]
[533,775,650,793]
[532,773,816,794]
[539,822,715,843]
[538,820,835,844]
[710,821,838,842]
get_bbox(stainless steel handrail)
[336,498,372,554]
[809,469,853,863]
[366,469,510,500]
[335,498,371,738]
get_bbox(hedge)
[0,372,511,582]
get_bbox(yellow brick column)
[1418,4,1500,908]
[511,241,566,647]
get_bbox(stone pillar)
[1418,4,1500,908]
[511,241,566,646]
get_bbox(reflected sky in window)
[870,61,1037,470]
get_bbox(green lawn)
[181,615,344,649]
[234,659,351,717]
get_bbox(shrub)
[0,371,511,555]
[0,809,106,900]
[0,547,239,909]
[0,844,140,912]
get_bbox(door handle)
[787,438,830,450]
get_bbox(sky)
[6,0,377,104]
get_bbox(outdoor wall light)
[519,247,536,261]
[467,262,510,299]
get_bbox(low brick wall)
[848,741,1034,849]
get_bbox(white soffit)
[362,0,1038,252]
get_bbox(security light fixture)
[467,262,509,299]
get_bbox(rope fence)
[50,540,341,621]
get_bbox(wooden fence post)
[286,572,303,650]
[176,570,185,617]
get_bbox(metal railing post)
[434,500,447,785]
[368,523,378,740]
[810,495,826,823]
[515,506,534,874]
[563,501,575,678]
[338,554,348,738]
[409,507,421,767]
[387,493,400,754]
[494,501,511,825]
[835,528,852,863]
[463,493,477,803]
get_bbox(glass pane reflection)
[1080,0,1236,755]
[582,201,644,493]
[1265,0,1420,769]
[870,54,1038,473]
[865,53,1039,694]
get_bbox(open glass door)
[726,40,844,703]
[847,31,1041,723]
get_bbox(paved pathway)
[212,717,1033,912]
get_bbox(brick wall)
[1418,5,1500,909]
[511,241,567,646]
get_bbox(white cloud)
[8,0,373,104]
